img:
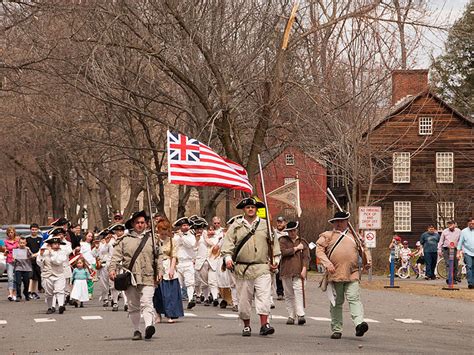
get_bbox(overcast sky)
[416,0,469,68]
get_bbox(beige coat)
[108,230,163,286]
[221,217,281,280]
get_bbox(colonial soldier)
[109,211,162,341]
[173,217,197,309]
[58,230,73,305]
[279,221,309,325]
[36,228,69,314]
[109,223,128,311]
[316,211,371,339]
[221,198,281,337]
[274,216,288,301]
[97,229,115,308]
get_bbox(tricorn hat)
[44,236,66,245]
[125,210,150,230]
[173,217,193,228]
[51,217,70,227]
[191,218,208,229]
[328,211,351,223]
[236,197,265,209]
[284,221,299,231]
[48,227,66,236]
[109,223,125,231]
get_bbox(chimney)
[391,69,429,105]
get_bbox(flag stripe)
[167,131,253,194]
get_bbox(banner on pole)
[267,179,302,217]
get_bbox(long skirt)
[153,278,184,319]
[71,280,89,302]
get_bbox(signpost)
[359,207,381,282]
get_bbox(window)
[419,117,433,135]
[393,152,410,183]
[436,152,453,183]
[284,177,296,185]
[285,153,295,166]
[437,202,454,230]
[394,201,411,232]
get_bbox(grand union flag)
[167,131,253,194]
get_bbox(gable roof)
[259,144,326,172]
[371,89,473,132]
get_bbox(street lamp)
[78,176,85,232]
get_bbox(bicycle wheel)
[436,258,447,279]
[397,266,409,279]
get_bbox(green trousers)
[330,281,364,333]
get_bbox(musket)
[145,173,158,283]
[258,154,274,266]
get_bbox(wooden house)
[360,70,474,242]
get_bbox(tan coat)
[316,230,360,282]
[221,217,281,280]
[108,230,163,286]
[279,235,310,278]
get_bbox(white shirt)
[173,231,196,262]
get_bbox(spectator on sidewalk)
[26,223,44,299]
[420,224,440,280]
[438,221,461,284]
[4,226,19,301]
[457,218,474,289]
[413,241,425,278]
[13,236,33,302]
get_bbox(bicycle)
[397,257,425,279]
[435,256,466,280]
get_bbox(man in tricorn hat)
[221,197,281,337]
[316,211,371,339]
[36,228,69,315]
[173,217,197,309]
[109,211,162,341]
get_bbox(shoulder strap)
[327,229,349,260]
[232,219,260,262]
[129,234,150,271]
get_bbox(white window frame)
[284,177,296,185]
[285,153,295,166]
[436,152,454,183]
[392,152,410,183]
[394,201,411,232]
[437,202,455,230]
[419,116,433,135]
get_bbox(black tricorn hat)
[284,221,299,231]
[48,227,66,236]
[109,223,125,231]
[125,210,150,230]
[173,217,193,228]
[236,197,265,209]
[328,211,351,223]
[51,217,70,227]
[44,236,66,245]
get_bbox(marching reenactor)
[97,229,115,308]
[109,223,128,311]
[273,216,288,301]
[173,217,197,309]
[316,211,371,339]
[221,198,281,337]
[279,221,309,325]
[109,211,162,341]
[36,228,69,314]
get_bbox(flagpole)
[296,172,301,217]
[258,154,274,265]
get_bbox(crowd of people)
[388,219,474,287]
[8,201,474,341]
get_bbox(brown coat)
[279,235,310,278]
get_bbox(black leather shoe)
[58,306,65,314]
[219,300,228,309]
[286,317,295,325]
[46,308,54,314]
[144,325,155,339]
[355,322,369,337]
[259,323,275,336]
[212,299,219,307]
[51,307,56,313]
[331,332,342,339]
[242,326,251,337]
[297,316,306,325]
[187,299,196,309]
[132,330,142,341]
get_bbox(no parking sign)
[364,230,377,248]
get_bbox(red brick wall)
[391,70,429,105]
[255,148,327,219]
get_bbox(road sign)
[359,206,382,229]
[364,230,376,248]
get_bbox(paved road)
[0,278,473,354]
